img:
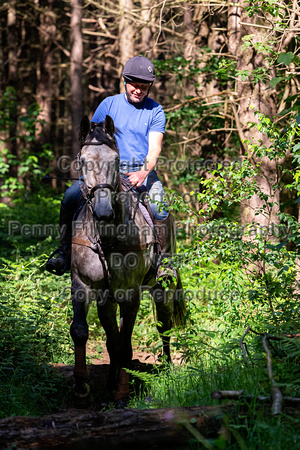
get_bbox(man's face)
[125,81,150,103]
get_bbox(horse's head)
[79,115,120,222]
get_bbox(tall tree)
[227,1,280,232]
[7,0,18,180]
[118,0,134,92]
[70,0,83,178]
[36,0,56,147]
[140,0,152,55]
[183,3,196,98]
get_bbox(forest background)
[0,0,300,448]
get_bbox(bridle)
[77,140,120,207]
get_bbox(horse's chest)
[72,247,105,283]
[107,246,152,287]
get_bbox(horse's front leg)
[97,294,119,395]
[115,290,141,402]
[70,277,90,397]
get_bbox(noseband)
[88,180,119,199]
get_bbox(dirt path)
[52,343,183,408]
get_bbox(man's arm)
[127,131,163,187]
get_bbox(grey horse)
[70,115,185,402]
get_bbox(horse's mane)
[80,121,119,153]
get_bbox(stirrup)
[45,249,69,276]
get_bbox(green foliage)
[240,0,300,96]
[154,52,233,88]
[0,87,53,198]
[128,351,300,448]
[0,6,299,450]
[0,253,73,417]
[0,193,74,417]
[154,53,237,139]
[150,48,300,446]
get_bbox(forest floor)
[3,344,300,449]
[52,342,184,410]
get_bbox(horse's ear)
[80,116,91,142]
[104,115,115,138]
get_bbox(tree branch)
[240,325,251,363]
[211,390,300,406]
[262,334,283,415]
[164,90,237,113]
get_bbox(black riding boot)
[46,206,73,276]
[154,213,177,285]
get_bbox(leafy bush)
[0,190,75,417]
[0,87,54,198]
[0,252,73,417]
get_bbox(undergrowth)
[0,195,299,449]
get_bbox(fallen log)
[0,404,237,450]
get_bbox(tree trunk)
[227,1,280,233]
[7,0,18,181]
[0,404,239,449]
[36,0,56,147]
[183,4,196,98]
[118,0,134,93]
[140,0,152,55]
[70,0,83,178]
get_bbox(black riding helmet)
[122,56,155,84]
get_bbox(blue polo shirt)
[91,93,165,168]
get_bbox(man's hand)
[126,169,148,187]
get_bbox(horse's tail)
[172,271,186,328]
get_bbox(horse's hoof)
[72,382,91,399]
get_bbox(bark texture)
[7,0,18,180]
[70,0,83,178]
[36,0,56,145]
[0,404,236,449]
[227,1,280,231]
[118,0,134,93]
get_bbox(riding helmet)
[122,56,155,83]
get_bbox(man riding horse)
[46,55,176,283]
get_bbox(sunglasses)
[127,81,150,91]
